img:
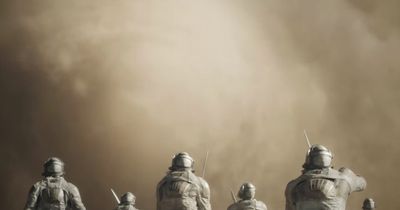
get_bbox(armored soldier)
[115,192,139,210]
[227,183,267,210]
[156,152,211,210]
[362,198,375,210]
[285,144,366,210]
[24,157,86,210]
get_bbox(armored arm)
[285,200,293,210]
[196,177,212,210]
[24,183,41,210]
[339,167,367,192]
[284,181,296,210]
[353,175,367,192]
[156,178,167,210]
[67,183,86,210]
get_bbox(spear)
[110,188,120,204]
[230,188,237,203]
[202,151,209,178]
[303,129,311,148]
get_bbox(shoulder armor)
[338,167,354,174]
[255,200,267,210]
[196,177,210,198]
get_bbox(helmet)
[42,157,65,177]
[169,152,194,170]
[303,144,333,170]
[308,145,333,158]
[238,182,256,200]
[120,192,136,205]
[362,198,375,210]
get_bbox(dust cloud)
[1,0,399,209]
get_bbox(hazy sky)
[1,0,399,209]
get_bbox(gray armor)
[115,192,138,210]
[362,198,375,210]
[285,145,366,210]
[157,152,211,210]
[227,183,267,210]
[24,157,86,210]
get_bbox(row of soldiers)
[24,144,375,210]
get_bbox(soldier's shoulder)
[33,180,44,187]
[227,202,238,210]
[256,200,267,206]
[196,176,210,187]
[256,200,267,209]
[64,181,81,193]
[338,167,366,189]
[157,174,168,185]
[196,176,211,198]
[66,182,78,188]
[286,176,302,191]
[338,167,355,174]
[196,176,208,183]
[286,178,299,186]
[337,167,359,180]
[127,205,138,210]
[29,180,44,192]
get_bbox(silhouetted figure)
[24,157,86,210]
[285,145,366,210]
[227,183,267,210]
[157,152,211,210]
[362,198,375,210]
[115,192,139,210]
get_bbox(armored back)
[116,204,136,210]
[287,169,354,210]
[238,200,257,210]
[157,171,199,210]
[38,177,67,210]
[232,200,267,210]
[299,178,337,200]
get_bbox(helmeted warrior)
[227,183,267,210]
[285,144,366,210]
[156,152,211,210]
[362,198,375,210]
[115,192,139,210]
[24,157,86,210]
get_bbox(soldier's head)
[120,192,136,205]
[169,152,194,171]
[42,157,65,177]
[303,144,333,170]
[238,182,256,200]
[362,198,375,210]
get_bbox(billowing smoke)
[1,0,399,209]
